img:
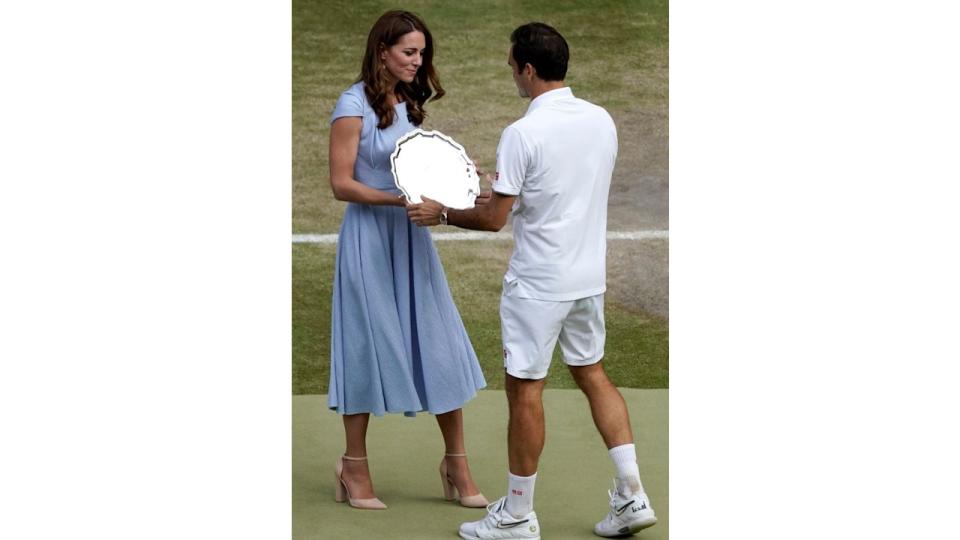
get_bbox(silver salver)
[390,129,480,209]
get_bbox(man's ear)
[524,62,537,79]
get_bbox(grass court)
[293,1,668,538]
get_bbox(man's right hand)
[406,196,445,227]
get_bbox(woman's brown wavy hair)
[359,10,444,129]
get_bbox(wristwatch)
[440,207,449,226]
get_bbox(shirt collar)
[525,86,573,116]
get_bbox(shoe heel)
[439,460,456,501]
[334,471,347,503]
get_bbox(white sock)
[608,443,644,497]
[505,471,537,517]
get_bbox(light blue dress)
[327,82,486,417]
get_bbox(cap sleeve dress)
[327,82,486,417]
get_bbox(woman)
[326,10,488,510]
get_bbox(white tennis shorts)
[500,292,606,380]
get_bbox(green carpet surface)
[293,389,667,539]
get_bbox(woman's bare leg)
[340,413,377,499]
[436,408,481,496]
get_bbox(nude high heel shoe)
[334,455,387,510]
[439,453,489,508]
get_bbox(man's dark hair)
[510,22,569,81]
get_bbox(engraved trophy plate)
[390,129,480,209]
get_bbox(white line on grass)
[292,230,669,244]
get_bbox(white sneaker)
[459,496,541,540]
[593,480,657,537]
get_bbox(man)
[407,22,657,540]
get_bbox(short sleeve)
[492,125,528,196]
[330,85,365,125]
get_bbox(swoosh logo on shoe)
[496,518,530,529]
[615,502,633,515]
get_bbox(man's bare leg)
[568,362,633,448]
[504,373,547,518]
[506,373,547,474]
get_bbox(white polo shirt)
[492,87,618,301]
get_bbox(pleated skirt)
[327,203,486,416]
